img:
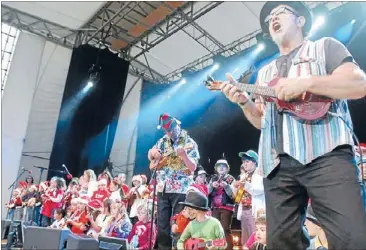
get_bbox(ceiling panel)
[195,1,261,46]
[138,29,209,73]
[2,1,105,29]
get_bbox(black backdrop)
[48,45,129,179]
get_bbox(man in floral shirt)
[148,113,200,249]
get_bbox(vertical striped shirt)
[256,38,355,177]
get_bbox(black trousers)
[264,146,366,249]
[157,192,186,250]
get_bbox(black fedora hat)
[260,2,312,35]
[179,191,210,211]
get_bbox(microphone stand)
[7,168,27,218]
[32,166,48,185]
[32,166,66,184]
[149,166,159,250]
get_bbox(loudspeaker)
[65,234,99,250]
[23,226,71,250]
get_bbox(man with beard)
[219,2,366,249]
[148,113,200,249]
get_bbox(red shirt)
[71,211,88,234]
[241,190,252,207]
[127,221,157,250]
[41,189,64,218]
[171,212,190,234]
[91,189,110,203]
[121,184,129,195]
[10,196,22,207]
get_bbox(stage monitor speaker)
[98,236,128,250]
[23,226,70,250]
[65,234,99,250]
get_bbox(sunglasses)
[265,6,299,25]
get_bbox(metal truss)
[1,3,164,81]
[1,1,348,84]
[120,1,224,61]
[162,29,262,82]
[160,2,226,54]
[1,5,78,49]
[160,1,349,83]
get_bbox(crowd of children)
[5,170,157,249]
[7,145,365,250]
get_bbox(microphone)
[22,167,32,174]
[62,164,73,180]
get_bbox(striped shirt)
[256,38,355,177]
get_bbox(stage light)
[312,16,325,31]
[232,234,240,246]
[351,19,356,24]
[257,43,265,51]
[212,63,220,71]
[179,78,186,84]
[87,81,94,88]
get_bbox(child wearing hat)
[128,175,147,224]
[233,150,265,246]
[65,196,89,234]
[177,191,227,250]
[90,179,110,204]
[208,159,235,249]
[5,189,23,220]
[170,182,209,249]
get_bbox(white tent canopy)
[2,1,345,83]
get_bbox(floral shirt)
[153,130,200,194]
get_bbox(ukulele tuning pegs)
[207,75,215,82]
[204,75,214,85]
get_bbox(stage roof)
[1,1,346,82]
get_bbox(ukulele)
[184,238,226,250]
[233,173,252,204]
[205,76,332,121]
[149,144,193,170]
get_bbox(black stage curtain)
[48,45,129,179]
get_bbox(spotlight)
[232,231,241,246]
[179,78,186,84]
[212,63,220,71]
[312,16,325,31]
[351,19,356,24]
[257,43,265,51]
[87,81,94,88]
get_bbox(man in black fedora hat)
[220,1,366,249]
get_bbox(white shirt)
[243,168,265,217]
[129,185,147,218]
[49,218,65,229]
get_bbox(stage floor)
[1,239,21,250]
